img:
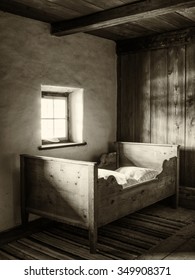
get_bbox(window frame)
[38,85,86,150]
[41,91,70,146]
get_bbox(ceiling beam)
[51,0,195,36]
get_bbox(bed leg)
[172,194,179,209]
[89,228,97,254]
[21,210,29,226]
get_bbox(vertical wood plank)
[150,49,168,144]
[117,55,122,141]
[185,42,195,188]
[120,53,136,141]
[167,46,185,185]
[135,51,151,143]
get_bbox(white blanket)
[98,166,159,188]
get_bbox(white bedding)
[98,166,159,189]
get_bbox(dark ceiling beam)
[0,0,55,23]
[51,0,195,36]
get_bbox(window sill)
[38,142,87,150]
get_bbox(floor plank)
[164,237,195,260]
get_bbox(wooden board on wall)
[120,53,136,141]
[135,51,151,143]
[150,48,168,144]
[185,42,195,188]
[119,51,151,143]
[167,46,185,185]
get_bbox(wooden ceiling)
[1,0,195,41]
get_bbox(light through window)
[41,92,68,143]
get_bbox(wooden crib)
[20,142,179,253]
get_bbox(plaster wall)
[0,11,117,231]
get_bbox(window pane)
[54,119,68,138]
[41,120,53,139]
[54,98,67,118]
[41,98,53,118]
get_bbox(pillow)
[116,166,159,183]
[98,169,127,185]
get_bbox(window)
[39,85,85,150]
[41,92,69,144]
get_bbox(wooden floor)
[0,203,195,260]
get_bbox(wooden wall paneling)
[150,49,168,144]
[119,53,136,141]
[135,51,151,142]
[167,46,185,185]
[185,42,195,188]
[117,56,122,140]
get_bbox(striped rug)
[0,207,190,260]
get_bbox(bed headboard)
[116,142,179,172]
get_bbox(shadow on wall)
[183,148,195,188]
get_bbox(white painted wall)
[0,12,117,232]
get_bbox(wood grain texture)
[185,42,195,187]
[135,51,151,142]
[159,12,195,29]
[134,16,176,33]
[98,142,179,226]
[167,46,185,145]
[120,54,136,141]
[23,155,95,228]
[117,27,195,54]
[117,39,195,188]
[47,0,102,14]
[88,165,98,253]
[21,142,179,252]
[138,223,195,259]
[0,0,58,22]
[150,48,168,144]
[51,0,195,36]
[118,142,179,171]
[17,0,81,19]
[167,46,185,186]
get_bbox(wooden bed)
[20,142,179,253]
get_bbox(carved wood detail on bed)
[98,152,117,170]
[97,156,177,227]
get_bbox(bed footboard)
[20,154,98,253]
